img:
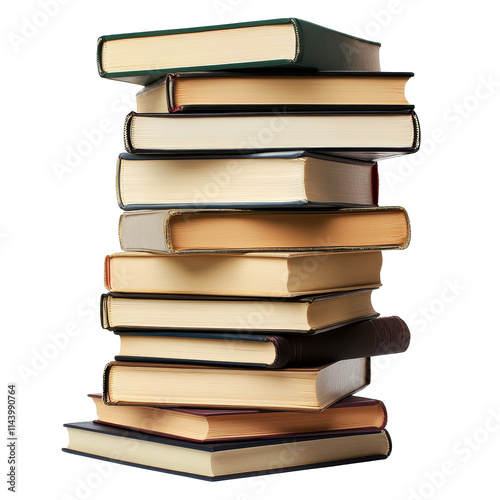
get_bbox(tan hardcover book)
[102,358,370,411]
[104,251,382,297]
[136,71,412,113]
[100,288,378,334]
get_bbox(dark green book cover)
[97,18,380,85]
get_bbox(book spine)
[102,362,116,405]
[372,164,379,206]
[377,400,388,430]
[104,256,111,290]
[166,74,179,113]
[383,429,392,456]
[123,112,135,153]
[118,214,124,250]
[100,294,111,330]
[266,336,295,368]
[293,19,381,71]
[96,37,105,77]
[280,317,410,367]
[370,316,411,355]
[163,211,175,253]
[116,156,125,209]
[411,111,421,151]
[120,211,173,253]
[400,207,411,250]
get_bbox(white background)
[3,0,500,498]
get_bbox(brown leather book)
[114,316,410,368]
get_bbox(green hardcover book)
[97,18,380,85]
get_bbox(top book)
[97,18,381,85]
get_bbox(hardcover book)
[97,19,381,85]
[137,71,413,113]
[104,251,383,297]
[102,358,370,411]
[63,422,391,480]
[116,152,379,210]
[118,207,410,254]
[113,316,410,368]
[89,394,388,442]
[123,110,420,160]
[100,289,378,334]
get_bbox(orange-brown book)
[89,393,387,442]
[119,207,410,254]
[137,71,412,113]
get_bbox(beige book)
[100,288,378,334]
[136,72,411,113]
[102,358,369,411]
[116,153,377,209]
[124,111,419,155]
[105,251,382,297]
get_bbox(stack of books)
[63,18,418,481]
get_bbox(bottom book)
[62,421,391,481]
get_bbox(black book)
[63,421,391,480]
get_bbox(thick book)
[118,207,410,254]
[97,19,380,85]
[137,71,413,113]
[100,289,378,334]
[114,316,409,368]
[63,422,391,480]
[123,110,420,160]
[104,251,382,297]
[116,152,379,210]
[102,358,370,411]
[89,394,387,442]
